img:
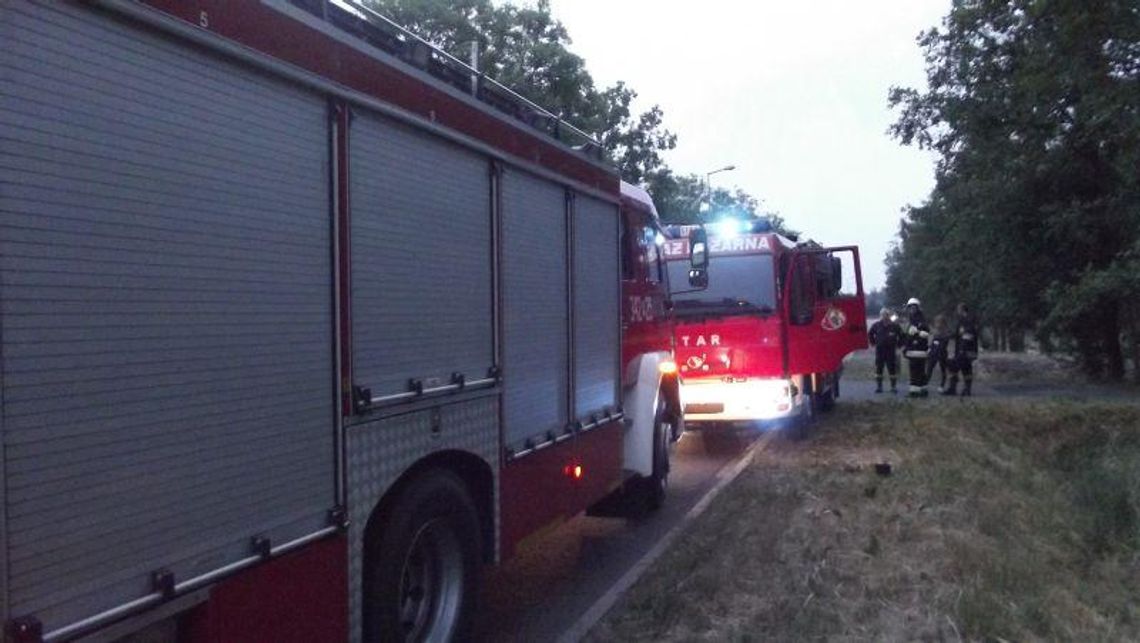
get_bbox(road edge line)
[556,429,777,643]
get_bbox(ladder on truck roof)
[288,0,605,157]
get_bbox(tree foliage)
[363,0,772,226]
[887,0,1140,379]
[365,0,676,182]
[643,169,794,234]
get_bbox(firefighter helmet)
[906,297,921,307]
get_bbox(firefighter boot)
[875,377,883,394]
[942,375,958,396]
[890,378,898,394]
[961,377,972,397]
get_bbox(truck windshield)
[667,254,777,317]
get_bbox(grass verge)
[587,400,1140,641]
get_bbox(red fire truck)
[0,1,693,641]
[663,220,867,425]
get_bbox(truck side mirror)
[688,228,709,288]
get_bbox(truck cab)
[663,220,867,424]
[590,182,684,513]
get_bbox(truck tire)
[634,396,672,513]
[363,470,481,643]
[789,391,816,441]
[818,388,836,412]
[819,374,837,412]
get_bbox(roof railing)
[288,0,605,158]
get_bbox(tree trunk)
[1126,300,1140,384]
[1103,302,1125,381]
[1010,328,1025,353]
[1131,320,1140,384]
[1131,327,1140,384]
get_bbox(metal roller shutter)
[350,112,494,399]
[501,170,568,448]
[573,196,621,417]
[0,1,333,631]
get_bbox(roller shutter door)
[350,113,494,400]
[501,170,568,449]
[572,196,621,417]
[0,1,334,631]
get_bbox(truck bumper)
[680,377,800,422]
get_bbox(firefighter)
[926,314,951,392]
[903,297,931,397]
[868,307,902,393]
[945,302,980,396]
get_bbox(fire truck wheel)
[818,389,836,413]
[789,393,817,441]
[819,375,837,412]
[642,396,672,512]
[363,470,481,643]
[629,396,672,514]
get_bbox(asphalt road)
[475,424,765,642]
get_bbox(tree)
[865,288,888,316]
[365,0,676,180]
[888,0,1140,378]
[643,170,796,236]
[364,0,787,236]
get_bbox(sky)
[543,0,949,290]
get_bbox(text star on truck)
[0,1,702,641]
[663,219,868,424]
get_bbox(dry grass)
[587,400,1140,641]
[843,348,1075,383]
[975,351,1075,381]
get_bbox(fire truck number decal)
[662,240,688,258]
[679,334,721,347]
[821,307,847,332]
[630,296,656,323]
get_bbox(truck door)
[782,247,868,375]
[621,210,670,369]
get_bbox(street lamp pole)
[703,164,737,215]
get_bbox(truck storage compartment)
[349,112,494,403]
[572,195,620,418]
[500,169,569,451]
[0,1,335,632]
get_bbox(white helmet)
[906,297,921,307]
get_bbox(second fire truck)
[664,219,868,425]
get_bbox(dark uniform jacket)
[928,330,951,363]
[953,315,980,360]
[904,309,930,358]
[868,320,902,357]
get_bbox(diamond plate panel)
[346,395,499,642]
